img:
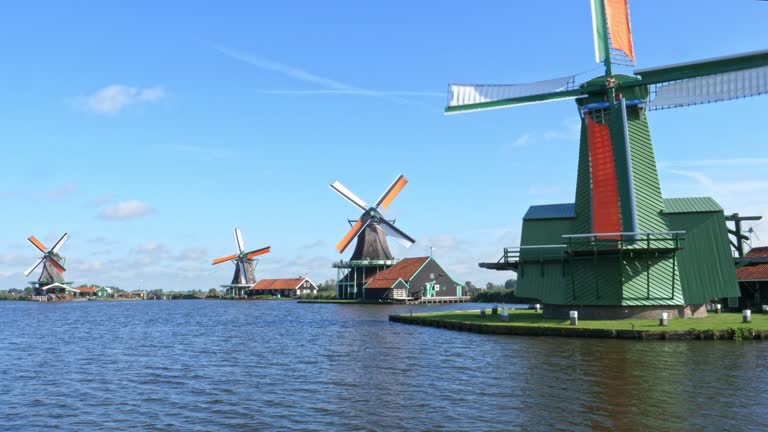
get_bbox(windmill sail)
[446,75,581,114]
[591,0,635,65]
[633,50,768,110]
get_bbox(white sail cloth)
[649,66,768,110]
[447,75,576,108]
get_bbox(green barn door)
[456,285,462,297]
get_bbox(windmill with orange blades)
[330,174,415,299]
[25,232,73,295]
[211,228,270,297]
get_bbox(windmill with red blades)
[25,233,74,297]
[330,174,416,300]
[211,228,270,298]
[448,0,768,319]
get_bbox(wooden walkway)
[393,296,471,305]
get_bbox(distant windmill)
[25,233,73,296]
[330,174,415,299]
[211,228,270,297]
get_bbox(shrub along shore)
[389,309,768,341]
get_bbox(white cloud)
[99,200,154,220]
[213,45,441,101]
[84,85,166,114]
[504,119,580,150]
[135,242,163,253]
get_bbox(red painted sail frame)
[586,114,622,236]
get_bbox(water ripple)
[1,301,767,431]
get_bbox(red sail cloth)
[604,0,635,63]
[586,116,622,236]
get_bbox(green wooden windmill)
[448,0,768,319]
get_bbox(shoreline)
[389,310,768,341]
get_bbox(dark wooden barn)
[361,256,465,301]
[736,246,768,311]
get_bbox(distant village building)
[76,286,97,297]
[736,246,768,310]
[248,278,318,298]
[74,286,112,298]
[361,256,465,301]
[130,291,147,300]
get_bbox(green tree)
[504,279,517,290]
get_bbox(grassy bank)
[391,310,768,340]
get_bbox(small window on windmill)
[430,273,434,279]
[435,284,440,291]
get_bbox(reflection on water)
[1,301,767,431]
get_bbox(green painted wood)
[573,121,593,234]
[663,197,723,214]
[625,108,668,233]
[665,209,740,304]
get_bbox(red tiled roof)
[737,247,768,281]
[76,286,97,293]
[364,257,430,290]
[249,278,307,290]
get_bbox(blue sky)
[1,0,767,291]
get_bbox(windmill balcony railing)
[499,231,686,264]
[332,259,399,268]
[561,231,686,256]
[501,245,566,264]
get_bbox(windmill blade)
[246,246,271,260]
[631,50,768,110]
[27,236,48,254]
[50,232,69,254]
[47,257,66,273]
[24,257,44,277]
[374,174,408,211]
[377,219,416,249]
[330,181,368,212]
[234,228,245,253]
[445,75,587,114]
[336,217,370,253]
[212,254,238,265]
[591,0,635,65]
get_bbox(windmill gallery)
[8,0,768,317]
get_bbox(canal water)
[1,300,767,431]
